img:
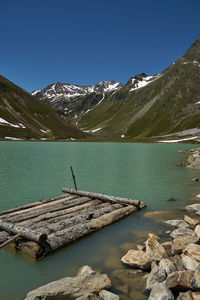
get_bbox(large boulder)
[159,259,176,275]
[194,225,200,238]
[170,226,197,240]
[23,266,112,300]
[165,270,194,291]
[185,204,200,216]
[177,290,194,300]
[145,265,166,293]
[184,215,199,227]
[171,236,199,255]
[191,268,200,289]
[146,238,168,262]
[171,255,185,271]
[183,244,200,262]
[181,255,199,271]
[121,249,151,270]
[148,282,174,300]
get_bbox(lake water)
[0,142,200,300]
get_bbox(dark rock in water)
[145,265,167,293]
[167,198,178,202]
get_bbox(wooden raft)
[0,188,146,259]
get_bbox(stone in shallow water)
[185,204,200,215]
[23,266,112,300]
[146,238,168,262]
[148,282,174,300]
[121,249,151,270]
[165,220,189,228]
[99,290,119,300]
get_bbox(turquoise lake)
[0,141,200,300]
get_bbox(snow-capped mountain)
[32,80,122,103]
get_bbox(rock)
[192,292,200,299]
[76,293,100,300]
[165,270,194,290]
[177,291,194,300]
[181,255,199,271]
[20,241,42,259]
[148,282,174,300]
[171,236,199,255]
[196,194,200,198]
[145,265,166,293]
[136,244,145,251]
[170,226,197,239]
[146,238,168,262]
[191,268,200,289]
[77,265,97,276]
[159,259,176,275]
[171,255,185,271]
[185,204,200,216]
[184,244,200,262]
[165,220,189,228]
[99,290,119,300]
[194,225,200,238]
[121,249,151,270]
[23,266,112,300]
[184,215,199,227]
[161,241,173,249]
[148,233,160,240]
[192,178,200,182]
[151,261,157,270]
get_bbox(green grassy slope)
[0,75,87,140]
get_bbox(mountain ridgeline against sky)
[0,75,87,140]
[31,35,200,142]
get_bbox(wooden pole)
[70,166,77,190]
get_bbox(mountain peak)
[184,34,200,61]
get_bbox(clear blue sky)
[0,0,200,92]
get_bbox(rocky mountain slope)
[33,35,200,142]
[0,75,87,140]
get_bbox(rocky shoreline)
[179,148,200,171]
[23,149,200,300]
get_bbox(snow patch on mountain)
[0,117,25,128]
[32,81,122,103]
[130,73,162,91]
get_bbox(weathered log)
[19,200,99,226]
[48,205,136,251]
[0,233,21,249]
[28,203,122,235]
[2,197,92,223]
[0,194,70,217]
[0,195,75,219]
[0,221,47,246]
[62,187,144,208]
